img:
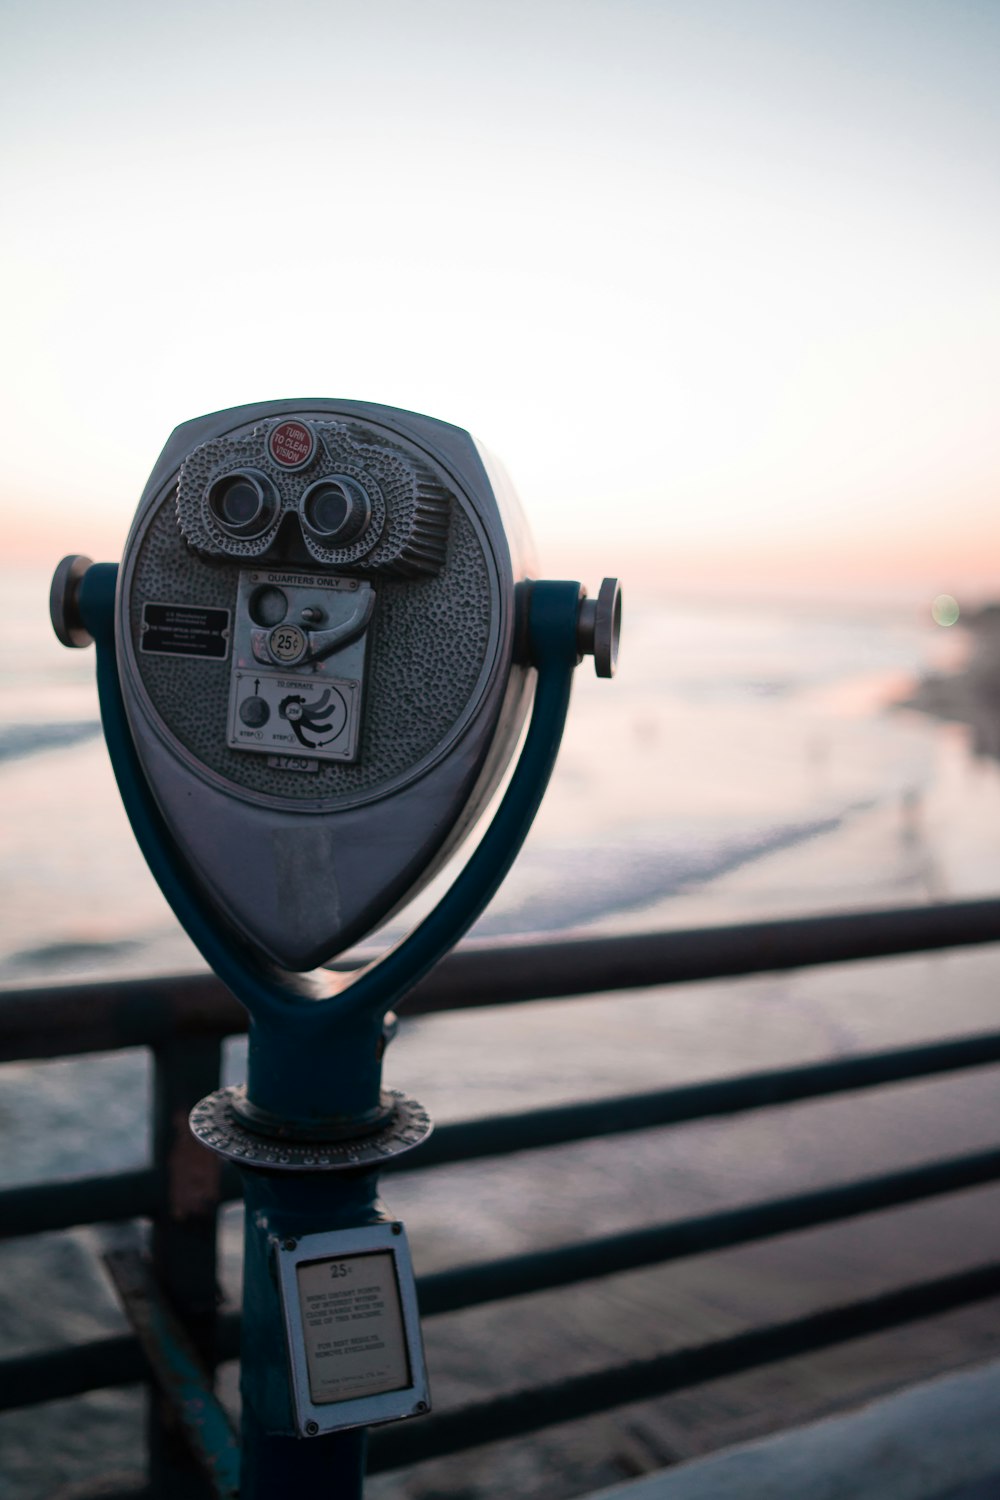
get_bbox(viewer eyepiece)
[301,475,372,544]
[208,470,277,538]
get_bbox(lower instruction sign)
[277,1222,430,1436]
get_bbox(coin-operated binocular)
[52,399,620,1496]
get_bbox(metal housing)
[116,399,536,970]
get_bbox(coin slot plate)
[226,569,372,764]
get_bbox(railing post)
[148,1034,225,1498]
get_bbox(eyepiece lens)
[207,471,276,539]
[302,476,371,544]
[219,479,262,528]
[309,484,350,534]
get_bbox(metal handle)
[50,555,95,648]
[577,576,622,678]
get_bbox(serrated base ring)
[189,1085,432,1172]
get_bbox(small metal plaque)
[141,602,230,659]
[225,568,372,764]
[228,671,362,760]
[277,1224,430,1435]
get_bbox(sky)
[2,0,999,601]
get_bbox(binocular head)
[103,399,538,970]
[53,399,620,978]
[178,414,452,577]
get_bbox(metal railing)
[3,898,1000,1494]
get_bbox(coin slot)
[249,585,289,627]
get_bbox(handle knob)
[577,577,621,678]
[50,555,94,648]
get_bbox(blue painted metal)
[237,1172,382,1497]
[77,563,583,1495]
[79,567,580,1123]
[149,1037,225,1496]
[104,1247,240,1499]
[243,580,582,1124]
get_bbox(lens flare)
[931,594,960,627]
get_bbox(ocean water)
[1,567,997,984]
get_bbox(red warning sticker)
[269,421,316,469]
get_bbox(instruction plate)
[225,568,372,765]
[276,1223,430,1435]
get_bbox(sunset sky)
[2,0,998,600]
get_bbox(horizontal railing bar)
[0,974,244,1061]
[50,1488,147,1500]
[415,1146,1000,1314]
[9,1136,996,1304]
[0,1169,159,1241]
[401,898,1000,1012]
[10,1141,997,1339]
[367,1258,1000,1471]
[0,1333,148,1410]
[5,1149,1000,1413]
[3,1131,998,1336]
[394,1031,1000,1170]
[4,1035,1000,1239]
[5,1254,1000,1430]
[54,1488,147,1500]
[4,898,1000,1059]
[0,1311,241,1413]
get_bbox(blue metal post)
[238,1172,382,1498]
[76,567,586,1497]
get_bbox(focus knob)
[50,555,94,649]
[577,577,622,678]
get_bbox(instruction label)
[296,1251,410,1404]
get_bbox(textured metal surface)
[102,400,553,967]
[190,1086,432,1170]
[107,403,548,967]
[226,570,372,764]
[127,497,494,805]
[176,417,451,575]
